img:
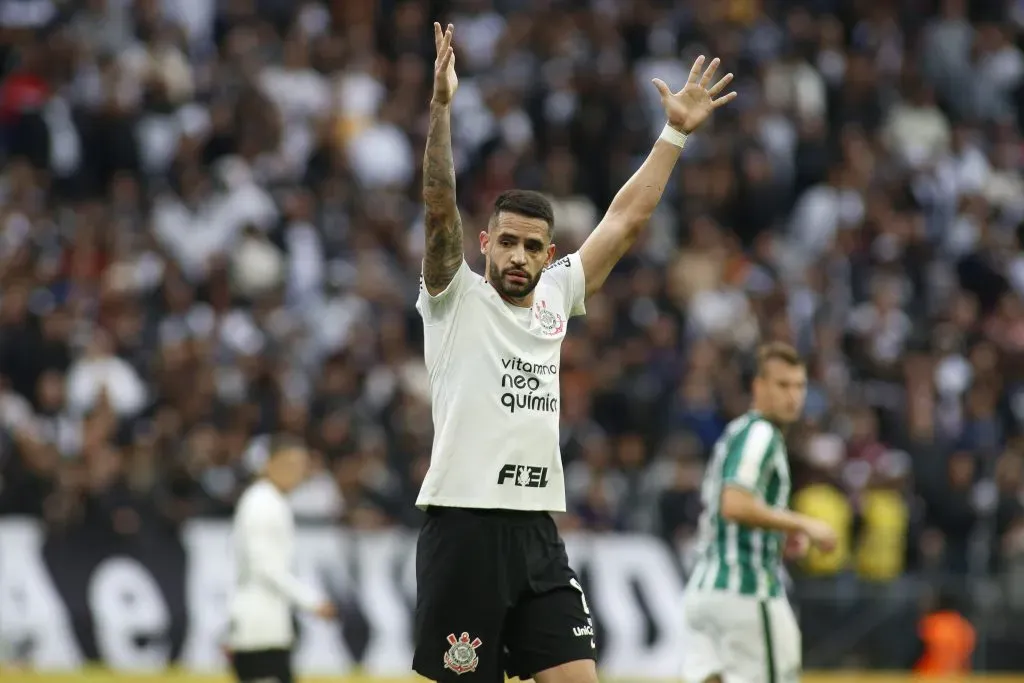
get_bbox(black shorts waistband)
[424,506,552,524]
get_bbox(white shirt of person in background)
[228,436,336,652]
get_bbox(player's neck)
[748,406,786,432]
[262,473,288,494]
[487,278,535,308]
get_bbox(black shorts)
[413,507,597,682]
[231,647,293,683]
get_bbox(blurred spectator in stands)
[994,448,1024,608]
[792,431,853,578]
[855,450,911,583]
[914,590,977,677]
[654,436,705,569]
[921,450,980,579]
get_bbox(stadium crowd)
[2,0,1024,669]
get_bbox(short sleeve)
[416,259,475,323]
[722,420,776,492]
[542,252,587,318]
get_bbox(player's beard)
[489,259,541,300]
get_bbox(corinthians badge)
[534,300,565,336]
[443,632,482,675]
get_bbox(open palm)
[653,56,736,135]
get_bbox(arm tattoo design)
[422,102,464,293]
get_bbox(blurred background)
[1,0,1024,678]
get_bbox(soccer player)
[412,21,737,683]
[227,436,335,683]
[681,343,838,683]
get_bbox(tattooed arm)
[422,99,463,295]
[422,23,464,296]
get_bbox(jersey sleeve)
[416,259,474,323]
[542,252,587,317]
[721,420,777,493]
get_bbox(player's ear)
[545,242,556,266]
[479,230,489,255]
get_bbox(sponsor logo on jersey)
[443,632,482,675]
[499,356,559,414]
[497,464,550,488]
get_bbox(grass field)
[3,672,1023,683]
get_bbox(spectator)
[921,450,980,576]
[914,591,977,677]
[65,330,147,419]
[792,433,852,578]
[855,451,911,583]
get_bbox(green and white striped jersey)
[689,411,792,599]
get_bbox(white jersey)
[415,253,586,511]
[228,479,321,651]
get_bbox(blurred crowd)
[2,0,1024,652]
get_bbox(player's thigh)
[532,658,598,683]
[413,509,510,683]
[690,592,772,683]
[720,598,799,683]
[681,593,725,683]
[504,583,597,682]
[768,598,802,683]
[680,626,725,683]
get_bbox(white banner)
[0,518,687,677]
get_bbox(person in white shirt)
[228,435,335,683]
[412,22,736,683]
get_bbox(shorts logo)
[534,300,564,336]
[443,632,482,675]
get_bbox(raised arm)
[422,22,463,296]
[578,56,737,296]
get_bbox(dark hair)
[491,189,555,236]
[268,434,306,458]
[756,342,804,376]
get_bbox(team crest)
[534,300,565,336]
[443,632,482,675]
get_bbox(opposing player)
[227,436,335,683]
[413,21,737,683]
[682,343,838,683]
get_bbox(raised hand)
[432,22,458,105]
[652,56,737,135]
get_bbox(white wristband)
[659,124,688,148]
